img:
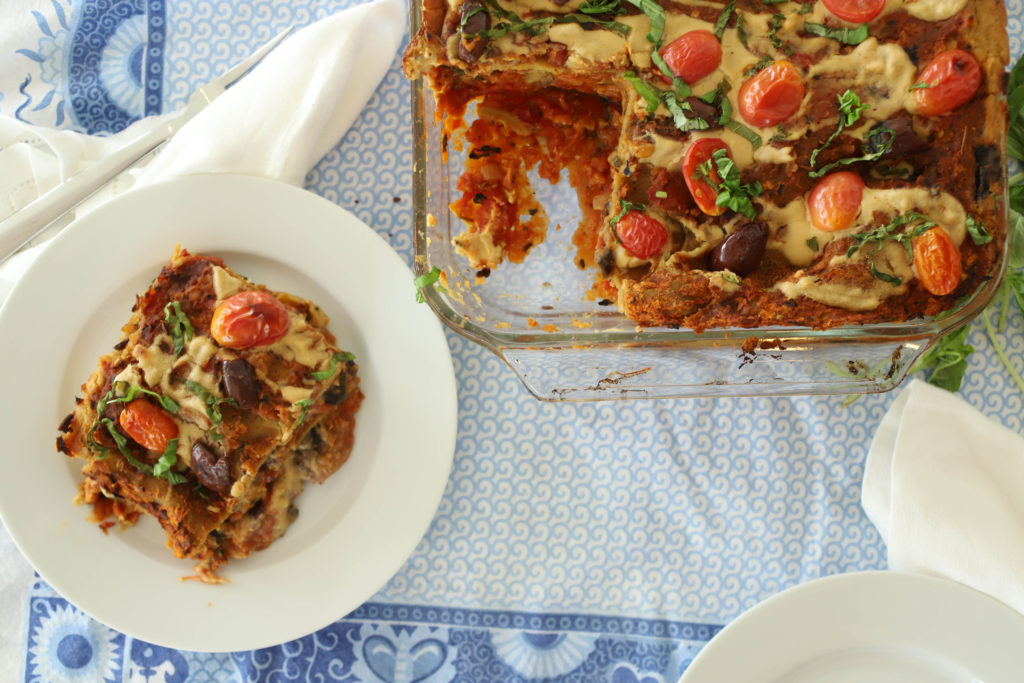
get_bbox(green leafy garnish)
[846,212,935,260]
[163,301,194,357]
[803,22,868,45]
[721,272,741,284]
[663,93,709,131]
[294,398,313,426]
[152,439,187,484]
[184,380,236,439]
[809,124,893,178]
[869,262,901,286]
[768,13,785,50]
[805,236,819,251]
[810,90,870,168]
[693,148,764,219]
[713,0,735,40]
[965,215,993,245]
[743,56,773,78]
[109,382,180,414]
[415,266,447,303]
[311,351,356,381]
[578,0,622,13]
[908,82,934,91]
[624,72,662,113]
[796,2,814,13]
[625,0,665,44]
[469,0,631,39]
[702,82,763,150]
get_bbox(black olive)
[708,221,769,276]
[220,358,260,409]
[458,1,490,62]
[191,441,231,494]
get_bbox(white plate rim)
[679,570,1024,683]
[0,174,457,652]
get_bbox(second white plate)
[0,175,458,652]
[679,571,1024,683]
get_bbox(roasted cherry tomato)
[683,137,731,216]
[659,30,722,85]
[912,49,982,117]
[913,227,962,296]
[807,171,865,233]
[119,399,179,453]
[210,291,290,349]
[821,0,886,23]
[615,210,669,259]
[738,61,805,128]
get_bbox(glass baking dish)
[407,23,1008,401]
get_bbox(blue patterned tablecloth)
[3,1,1024,681]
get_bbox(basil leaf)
[806,236,819,251]
[152,438,187,485]
[803,22,868,45]
[109,381,180,414]
[651,51,690,99]
[911,324,974,392]
[1008,208,1024,270]
[663,93,709,132]
[624,72,662,113]
[624,0,665,44]
[809,127,892,178]
[908,82,933,91]
[184,380,236,429]
[724,119,763,149]
[810,90,868,168]
[294,398,313,426]
[694,148,763,219]
[163,301,194,357]
[578,0,622,13]
[713,0,735,40]
[609,200,646,241]
[311,351,356,381]
[415,266,444,303]
[965,215,992,245]
[869,262,901,285]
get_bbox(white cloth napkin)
[0,0,404,298]
[862,379,1024,616]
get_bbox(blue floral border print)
[15,0,165,132]
[23,578,720,682]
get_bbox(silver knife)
[0,26,293,264]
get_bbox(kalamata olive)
[221,358,260,408]
[458,1,490,62]
[324,379,348,405]
[191,441,231,494]
[708,221,769,276]
[864,118,928,159]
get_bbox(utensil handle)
[0,127,171,263]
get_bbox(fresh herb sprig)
[810,90,870,168]
[164,301,193,357]
[803,22,868,45]
[692,148,764,219]
[311,352,356,381]
[415,266,448,303]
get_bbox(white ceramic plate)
[679,571,1024,683]
[0,175,457,652]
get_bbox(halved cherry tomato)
[912,49,982,117]
[119,399,179,453]
[807,171,865,232]
[210,290,291,349]
[659,30,722,85]
[738,61,805,128]
[615,211,669,259]
[821,0,886,23]
[913,227,962,296]
[683,137,731,216]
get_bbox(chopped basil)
[152,438,187,484]
[869,262,902,285]
[663,93,709,131]
[415,266,446,303]
[721,272,741,284]
[713,0,736,40]
[724,119,763,149]
[693,149,763,219]
[809,125,893,178]
[109,381,180,414]
[796,2,814,13]
[654,190,668,199]
[805,236,819,251]
[470,0,631,39]
[768,13,785,49]
[609,200,646,240]
[846,212,935,259]
[650,50,691,99]
[184,380,236,436]
[965,215,993,245]
[908,82,934,91]
[909,324,974,392]
[578,0,622,13]
[624,72,662,113]
[163,301,193,357]
[735,10,748,48]
[311,351,356,381]
[743,56,773,78]
[810,90,870,169]
[294,398,313,426]
[625,0,665,44]
[803,22,868,45]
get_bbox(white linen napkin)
[862,379,1024,616]
[0,0,404,298]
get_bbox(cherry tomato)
[659,30,722,85]
[913,227,962,296]
[119,399,179,453]
[738,61,805,128]
[912,49,982,117]
[683,137,732,216]
[210,291,290,349]
[615,210,669,259]
[807,171,865,232]
[821,0,886,23]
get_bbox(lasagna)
[56,249,363,582]
[403,0,1008,329]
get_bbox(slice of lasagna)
[56,248,363,582]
